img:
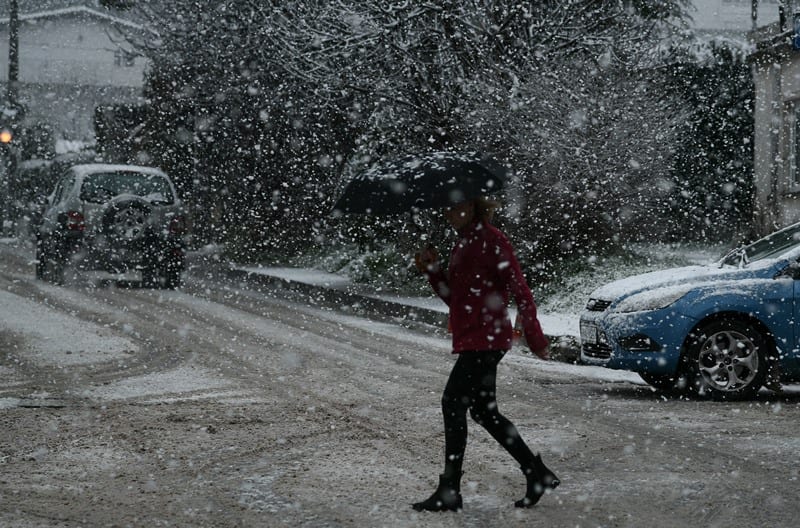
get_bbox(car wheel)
[141,265,159,289]
[638,372,678,392]
[36,238,65,284]
[684,319,768,401]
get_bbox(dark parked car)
[35,163,187,288]
[580,222,800,400]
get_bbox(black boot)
[412,473,463,512]
[533,453,560,489]
[515,453,560,508]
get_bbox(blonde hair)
[474,196,500,222]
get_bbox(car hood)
[589,260,785,302]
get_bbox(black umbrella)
[331,151,506,216]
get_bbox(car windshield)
[80,171,174,204]
[721,224,800,266]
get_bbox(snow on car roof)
[70,164,167,176]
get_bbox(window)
[80,172,174,205]
[113,49,136,67]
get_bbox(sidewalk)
[226,265,581,362]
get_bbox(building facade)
[750,3,800,234]
[692,0,779,34]
[0,4,150,145]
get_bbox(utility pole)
[780,1,797,31]
[7,0,17,108]
[1,0,19,235]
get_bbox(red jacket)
[425,220,549,354]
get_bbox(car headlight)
[613,285,693,313]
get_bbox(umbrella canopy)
[331,151,507,216]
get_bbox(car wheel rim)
[110,207,146,242]
[698,330,759,392]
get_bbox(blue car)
[580,223,800,400]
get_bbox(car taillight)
[66,211,85,231]
[169,215,186,235]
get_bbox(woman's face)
[444,201,475,230]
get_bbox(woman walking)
[412,197,559,512]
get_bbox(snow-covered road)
[1,240,799,527]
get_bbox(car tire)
[684,319,769,401]
[163,258,183,290]
[49,252,66,285]
[141,265,159,289]
[36,237,65,285]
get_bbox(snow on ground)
[0,288,138,367]
[241,266,352,289]
[504,351,644,384]
[82,366,234,401]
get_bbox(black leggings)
[442,350,534,471]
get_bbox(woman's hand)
[414,245,439,273]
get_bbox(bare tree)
[123,0,693,268]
